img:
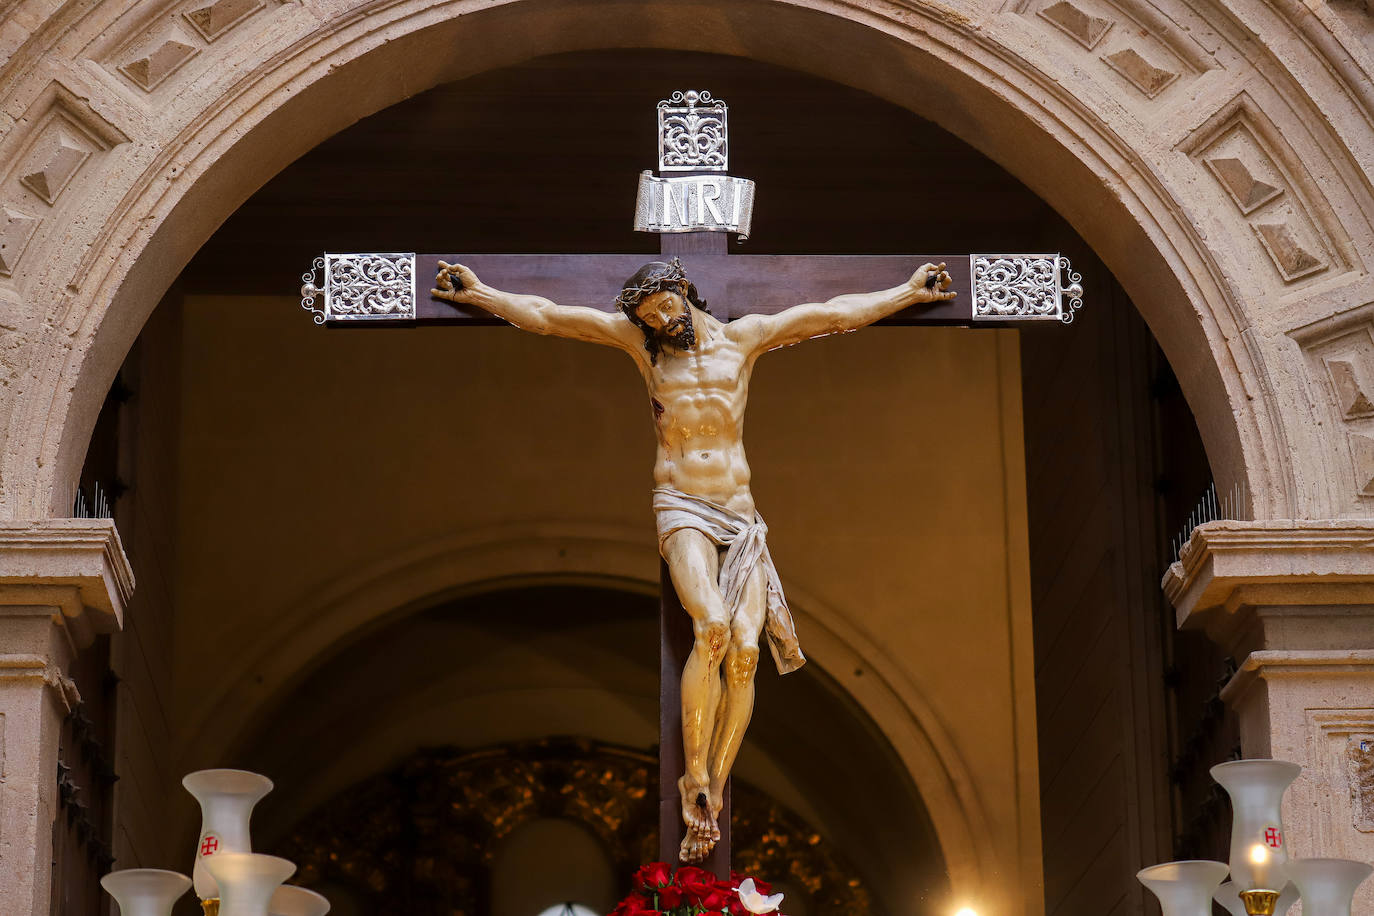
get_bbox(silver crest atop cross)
[634,90,756,240]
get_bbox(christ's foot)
[708,785,725,822]
[678,775,720,863]
[679,821,717,863]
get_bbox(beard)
[659,315,696,351]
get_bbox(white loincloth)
[651,486,806,674]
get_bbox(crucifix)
[299,88,1083,877]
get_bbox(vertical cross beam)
[657,230,731,876]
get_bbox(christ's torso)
[640,318,756,516]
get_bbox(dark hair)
[614,259,709,364]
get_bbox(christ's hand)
[432,261,481,304]
[910,262,956,303]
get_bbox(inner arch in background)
[234,583,951,916]
[178,523,984,909]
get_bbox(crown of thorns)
[614,258,689,311]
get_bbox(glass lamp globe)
[1284,858,1372,916]
[1213,880,1298,916]
[1211,759,1300,890]
[269,885,331,916]
[101,868,192,916]
[183,769,274,898]
[1137,860,1229,916]
[204,853,296,916]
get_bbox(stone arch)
[176,521,993,904]
[1,1,1372,520]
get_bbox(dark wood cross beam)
[411,243,972,326]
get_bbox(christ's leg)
[707,565,767,820]
[662,528,729,862]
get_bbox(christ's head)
[615,259,710,364]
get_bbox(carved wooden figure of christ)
[431,257,955,863]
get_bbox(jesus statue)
[432,257,955,862]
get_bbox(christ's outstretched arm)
[432,261,639,350]
[728,262,955,353]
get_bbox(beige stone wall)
[162,293,1037,915]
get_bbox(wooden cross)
[299,95,1079,879]
[301,233,1070,875]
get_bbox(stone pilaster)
[0,520,133,916]
[1163,520,1374,907]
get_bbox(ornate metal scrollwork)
[322,253,416,321]
[658,90,728,172]
[971,254,1086,322]
[300,256,326,324]
[1058,255,1085,323]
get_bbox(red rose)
[675,866,718,903]
[611,894,652,916]
[634,862,673,891]
[674,866,714,887]
[701,888,732,911]
[657,886,684,909]
[621,896,659,916]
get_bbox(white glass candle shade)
[1137,860,1229,916]
[1213,880,1299,916]
[204,853,295,916]
[269,885,331,916]
[183,769,274,898]
[1211,759,1301,890]
[1284,858,1372,916]
[101,868,192,916]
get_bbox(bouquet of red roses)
[609,863,785,916]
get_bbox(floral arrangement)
[609,863,786,916]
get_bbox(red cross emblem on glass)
[1264,827,1282,849]
[199,835,219,856]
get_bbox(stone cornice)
[0,519,134,645]
[1162,520,1374,628]
[1219,649,1374,705]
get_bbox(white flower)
[736,878,785,915]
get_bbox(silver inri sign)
[633,89,756,239]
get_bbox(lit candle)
[1250,844,1275,890]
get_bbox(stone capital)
[0,519,134,646]
[1162,520,1374,639]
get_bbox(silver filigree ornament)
[971,254,1085,323]
[300,256,326,324]
[1058,256,1085,323]
[299,253,417,322]
[658,90,728,173]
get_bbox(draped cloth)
[651,486,806,674]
